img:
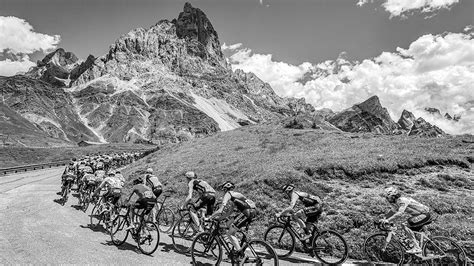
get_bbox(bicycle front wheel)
[263,225,295,258]
[312,230,348,265]
[110,215,129,246]
[242,239,279,266]
[157,207,175,233]
[422,236,467,265]
[364,233,404,265]
[171,214,198,253]
[137,221,160,255]
[191,232,222,265]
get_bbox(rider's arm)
[278,191,299,216]
[92,179,107,196]
[183,180,194,206]
[386,201,407,222]
[210,192,231,219]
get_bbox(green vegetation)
[122,125,473,260]
[0,143,156,168]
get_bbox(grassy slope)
[123,125,473,259]
[0,143,156,168]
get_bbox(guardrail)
[0,161,70,175]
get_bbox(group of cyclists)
[58,155,465,265]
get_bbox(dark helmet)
[221,181,235,191]
[107,172,115,176]
[281,184,295,193]
[72,158,77,162]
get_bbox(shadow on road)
[53,198,65,206]
[80,224,109,234]
[101,240,142,254]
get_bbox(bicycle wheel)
[191,232,222,265]
[312,230,348,265]
[263,225,295,258]
[157,207,175,233]
[82,193,90,212]
[61,186,68,205]
[422,236,467,265]
[171,215,199,253]
[241,239,279,265]
[110,215,129,246]
[364,233,404,265]
[137,221,160,255]
[90,204,102,228]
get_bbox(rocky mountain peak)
[409,117,445,137]
[175,2,225,66]
[398,109,416,130]
[38,48,79,68]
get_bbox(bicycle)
[109,202,160,255]
[191,218,279,265]
[78,182,96,212]
[147,194,175,233]
[89,192,119,232]
[60,174,75,205]
[171,203,212,254]
[364,220,467,265]
[264,215,348,265]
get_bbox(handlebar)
[374,220,395,231]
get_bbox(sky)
[0,0,473,133]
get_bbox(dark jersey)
[132,184,155,199]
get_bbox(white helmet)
[384,187,400,198]
[185,171,196,179]
[146,168,153,174]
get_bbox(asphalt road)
[0,168,327,265]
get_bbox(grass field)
[123,125,473,260]
[0,143,157,168]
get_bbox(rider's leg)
[293,210,309,234]
[189,208,203,231]
[226,224,242,251]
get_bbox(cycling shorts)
[135,198,156,213]
[304,205,323,223]
[195,193,216,216]
[407,213,431,231]
[152,187,162,199]
[233,208,256,229]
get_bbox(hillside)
[123,125,474,259]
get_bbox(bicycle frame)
[277,216,317,249]
[204,220,252,262]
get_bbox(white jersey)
[392,196,429,216]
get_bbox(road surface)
[0,168,333,265]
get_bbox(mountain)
[0,102,71,147]
[397,109,416,130]
[328,95,399,134]
[1,3,313,146]
[409,117,445,137]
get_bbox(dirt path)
[0,168,335,265]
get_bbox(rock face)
[409,117,445,137]
[328,96,398,134]
[2,2,312,145]
[398,109,416,130]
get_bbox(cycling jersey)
[145,174,162,189]
[392,196,430,216]
[190,179,215,194]
[132,184,155,200]
[295,191,321,207]
[223,191,256,212]
[100,176,122,189]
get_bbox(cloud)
[221,43,243,51]
[0,55,35,76]
[357,0,460,18]
[0,16,60,76]
[226,32,474,134]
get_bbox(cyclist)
[115,170,125,186]
[143,168,163,223]
[60,163,76,194]
[182,171,216,231]
[125,177,156,230]
[276,184,323,241]
[381,186,431,254]
[209,181,256,256]
[79,171,97,204]
[92,172,123,206]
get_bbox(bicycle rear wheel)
[157,207,175,233]
[364,233,404,265]
[61,186,68,205]
[242,239,279,265]
[191,232,222,265]
[110,215,129,245]
[263,225,295,258]
[90,204,102,228]
[81,193,90,212]
[422,236,467,265]
[137,221,160,255]
[312,230,348,265]
[171,214,199,253]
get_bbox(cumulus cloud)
[221,43,243,51]
[0,55,36,76]
[0,16,60,76]
[225,32,474,134]
[357,0,460,18]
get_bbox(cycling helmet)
[146,168,153,174]
[221,181,235,191]
[115,170,121,174]
[107,171,115,176]
[281,184,295,193]
[72,158,77,162]
[185,171,196,179]
[384,187,400,198]
[133,177,143,185]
